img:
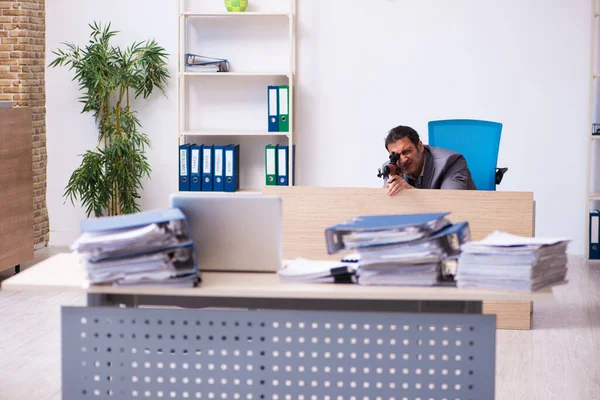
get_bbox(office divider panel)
[62,307,495,399]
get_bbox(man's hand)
[385,174,415,196]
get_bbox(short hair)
[385,125,420,151]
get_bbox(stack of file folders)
[184,53,229,73]
[456,231,569,292]
[325,213,470,286]
[71,208,200,288]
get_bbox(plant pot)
[224,0,248,12]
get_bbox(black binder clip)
[330,266,356,284]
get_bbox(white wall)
[47,0,592,254]
[46,0,180,244]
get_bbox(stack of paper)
[278,259,357,284]
[456,231,569,291]
[356,222,470,286]
[186,64,221,72]
[325,213,470,286]
[71,208,200,288]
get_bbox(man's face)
[387,137,424,178]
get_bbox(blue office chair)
[428,119,507,191]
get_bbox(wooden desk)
[263,186,536,330]
[2,253,556,400]
[1,253,552,306]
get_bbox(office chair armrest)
[495,167,508,185]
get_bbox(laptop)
[169,193,283,273]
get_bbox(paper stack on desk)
[71,208,200,288]
[456,231,569,291]
[357,222,470,286]
[325,213,470,286]
[278,259,358,284]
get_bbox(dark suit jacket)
[382,145,477,190]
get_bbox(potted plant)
[49,22,170,217]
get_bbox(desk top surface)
[0,253,555,302]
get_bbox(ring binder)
[184,53,230,73]
[190,144,201,191]
[179,143,191,191]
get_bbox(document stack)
[456,231,569,292]
[325,213,470,286]
[184,53,229,73]
[278,259,357,284]
[71,208,200,288]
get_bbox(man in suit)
[383,125,476,196]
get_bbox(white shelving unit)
[586,0,600,260]
[178,72,291,77]
[177,0,297,190]
[181,130,290,137]
[181,12,292,17]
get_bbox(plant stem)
[112,181,117,216]
[116,86,124,137]
[100,95,111,216]
[115,85,126,215]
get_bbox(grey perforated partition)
[62,307,495,400]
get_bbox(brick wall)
[0,0,48,248]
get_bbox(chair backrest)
[428,119,503,191]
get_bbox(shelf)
[594,74,600,79]
[179,131,290,137]
[589,194,600,201]
[178,72,291,78]
[175,189,264,196]
[177,1,297,191]
[180,12,291,17]
[592,135,600,140]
